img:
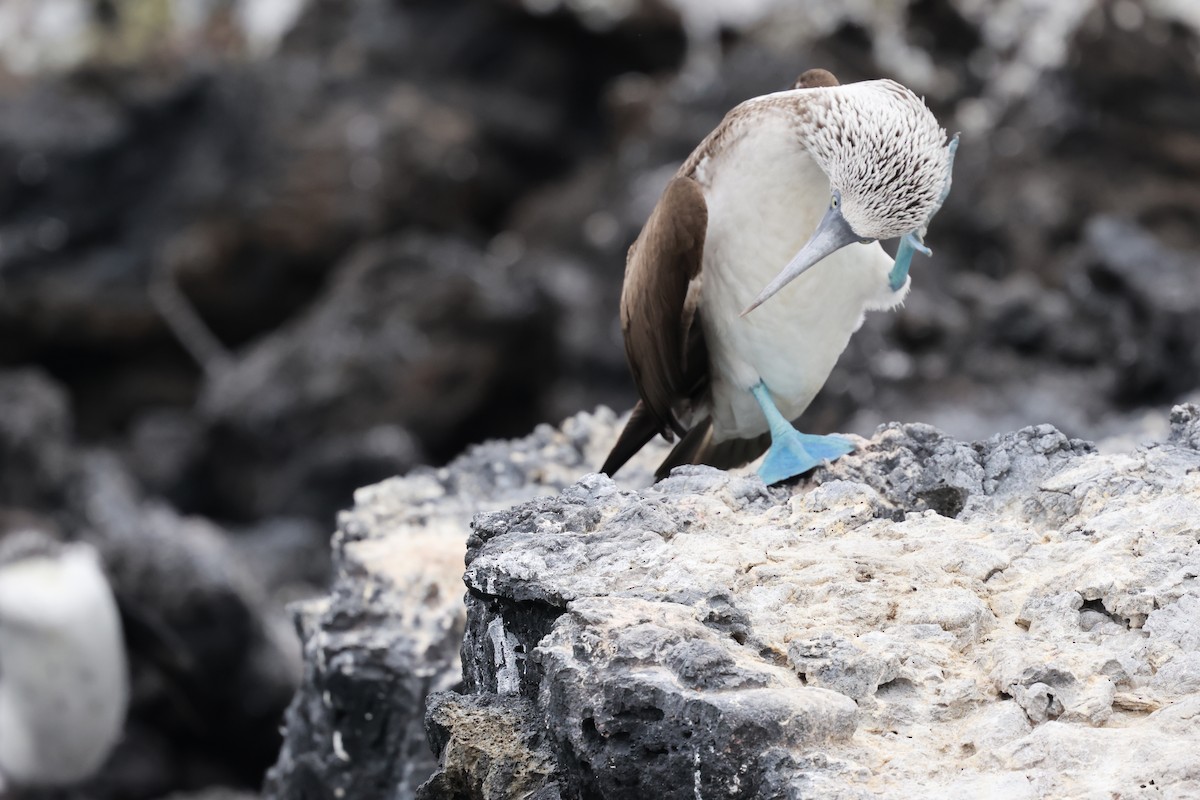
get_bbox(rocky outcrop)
[6,2,1200,797]
[5,0,1200,537]
[0,368,302,800]
[263,409,653,800]
[271,406,1200,798]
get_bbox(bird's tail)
[600,401,663,477]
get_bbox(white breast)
[697,111,905,440]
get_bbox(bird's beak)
[742,204,860,316]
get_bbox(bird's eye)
[860,238,873,245]
[830,195,839,209]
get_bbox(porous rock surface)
[263,409,657,800]
[277,406,1200,798]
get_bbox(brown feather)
[602,312,716,478]
[599,400,659,477]
[618,176,708,438]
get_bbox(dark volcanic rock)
[66,452,299,796]
[528,595,857,799]
[0,0,682,529]
[0,0,682,452]
[263,409,646,800]
[1072,217,1200,406]
[0,370,300,799]
[1168,403,1200,450]
[416,693,564,800]
[198,232,555,520]
[0,368,72,512]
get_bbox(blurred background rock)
[0,0,1198,797]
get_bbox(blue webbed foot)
[758,429,854,485]
[749,381,856,485]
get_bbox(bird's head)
[744,79,955,314]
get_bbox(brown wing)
[600,176,708,476]
[620,176,708,434]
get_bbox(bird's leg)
[888,232,931,292]
[888,133,959,292]
[750,381,855,485]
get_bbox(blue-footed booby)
[601,69,957,484]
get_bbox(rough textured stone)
[294,407,1200,799]
[1169,403,1200,450]
[0,369,71,511]
[809,422,1096,520]
[416,693,564,800]
[264,408,662,799]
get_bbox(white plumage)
[699,107,906,438]
[602,73,954,482]
[697,80,947,441]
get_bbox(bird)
[600,69,957,485]
[0,532,129,789]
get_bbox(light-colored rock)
[275,404,1200,798]
[439,406,1200,798]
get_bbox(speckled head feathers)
[800,80,950,240]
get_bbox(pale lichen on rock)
[270,405,1200,798]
